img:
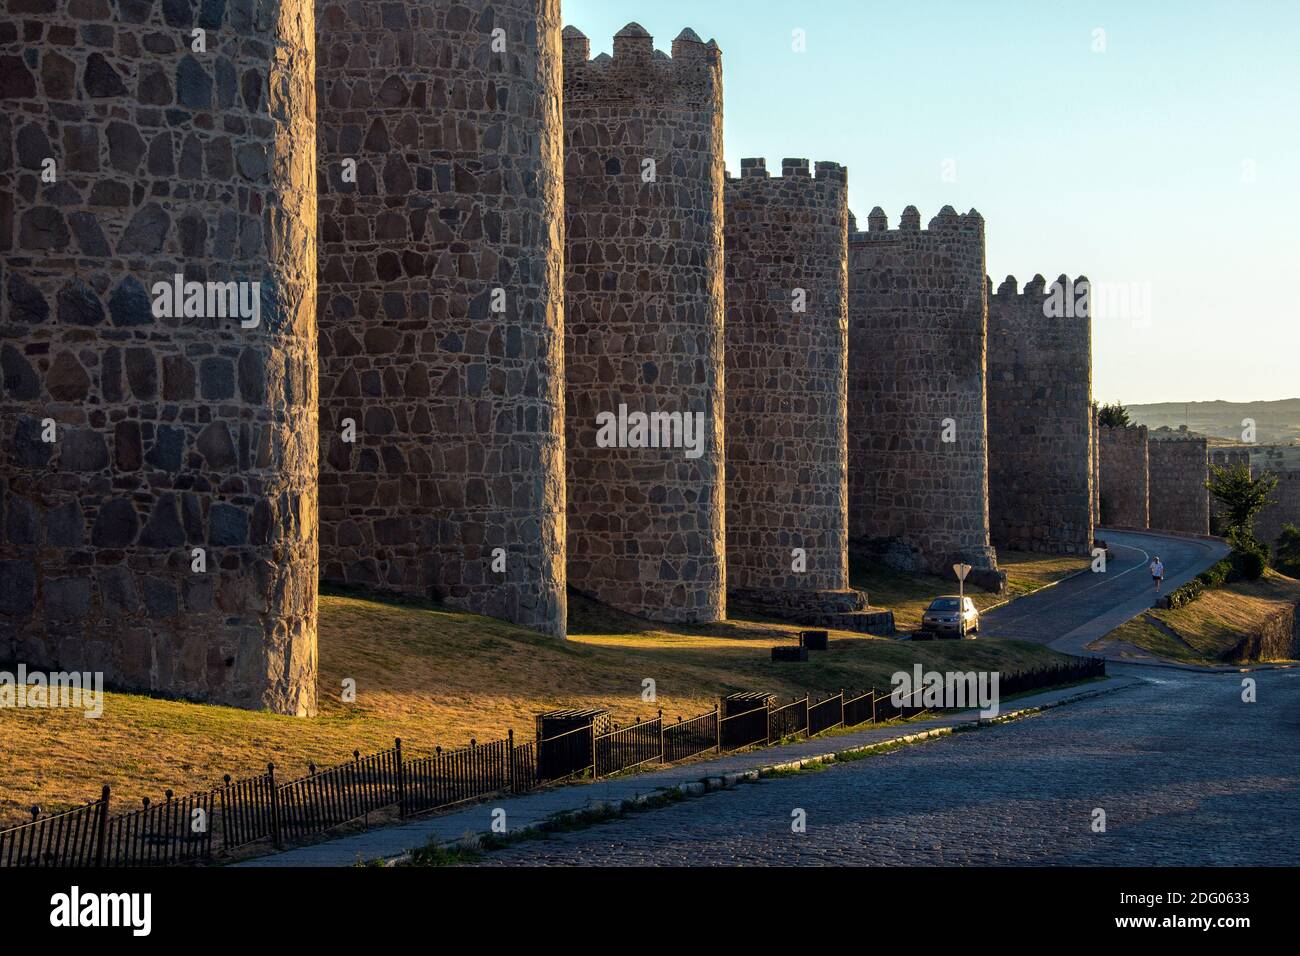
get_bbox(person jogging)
[1149,556,1165,592]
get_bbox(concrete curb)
[376,676,1142,867]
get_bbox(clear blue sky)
[564,0,1300,406]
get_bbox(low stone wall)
[1223,600,1300,662]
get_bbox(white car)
[920,596,979,638]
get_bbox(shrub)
[1275,523,1300,579]
[1231,544,1267,581]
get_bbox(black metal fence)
[808,692,845,736]
[0,656,1105,868]
[663,708,719,763]
[594,716,663,777]
[767,696,809,743]
[0,788,107,867]
[101,789,215,867]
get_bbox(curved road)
[981,528,1229,656]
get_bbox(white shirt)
[1149,560,1164,577]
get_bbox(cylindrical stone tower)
[562,24,726,623]
[847,205,1000,584]
[0,0,318,714]
[724,158,851,609]
[315,0,567,637]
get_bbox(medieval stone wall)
[562,24,726,622]
[315,0,567,636]
[986,275,1093,555]
[847,205,997,576]
[1148,437,1209,535]
[724,158,848,598]
[0,0,318,714]
[1098,425,1148,529]
[1209,447,1251,535]
[1257,469,1300,546]
[1092,407,1101,529]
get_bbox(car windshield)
[928,599,960,611]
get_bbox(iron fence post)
[507,730,514,793]
[590,721,598,780]
[715,701,721,753]
[267,762,282,849]
[94,784,109,867]
[658,709,665,763]
[395,738,405,818]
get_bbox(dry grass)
[0,555,1082,827]
[1096,569,1300,663]
[853,550,1088,631]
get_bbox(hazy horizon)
[565,0,1300,406]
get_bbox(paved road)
[472,667,1300,866]
[982,529,1229,655]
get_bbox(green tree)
[1206,463,1277,547]
[1097,402,1131,428]
[1275,523,1300,578]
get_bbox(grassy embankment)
[1093,569,1300,664]
[0,551,1084,826]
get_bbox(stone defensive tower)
[1148,438,1209,535]
[315,0,567,636]
[1209,447,1251,535]
[1098,425,1149,529]
[0,0,318,713]
[562,24,726,622]
[847,205,1000,586]
[987,274,1094,555]
[724,158,861,616]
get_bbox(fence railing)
[536,722,596,783]
[101,789,215,867]
[720,704,769,751]
[0,656,1105,867]
[767,696,809,743]
[277,745,403,844]
[663,708,719,763]
[594,716,663,777]
[808,692,845,737]
[0,788,108,867]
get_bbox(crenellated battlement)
[850,204,984,239]
[562,24,721,108]
[988,273,1091,300]
[726,157,848,184]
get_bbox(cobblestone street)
[473,667,1300,866]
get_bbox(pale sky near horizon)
[564,0,1300,407]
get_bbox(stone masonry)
[1092,406,1101,528]
[847,205,1000,585]
[315,0,567,636]
[0,0,318,714]
[724,158,851,607]
[1256,469,1300,547]
[987,275,1093,555]
[1209,447,1250,536]
[1148,437,1209,535]
[562,24,726,622]
[1098,425,1149,529]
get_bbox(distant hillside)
[1125,399,1300,446]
